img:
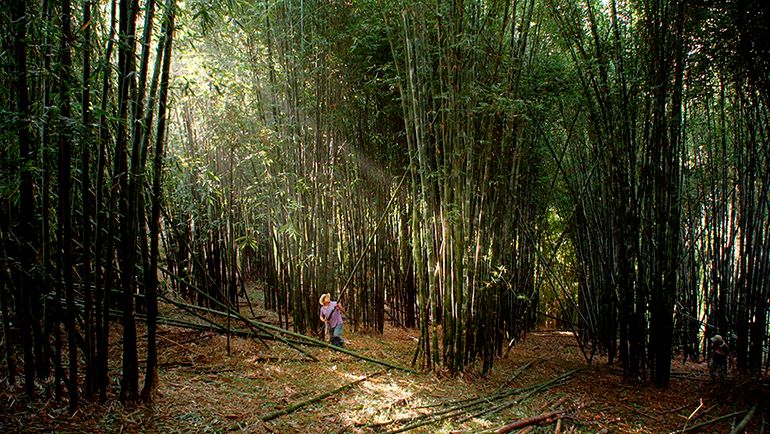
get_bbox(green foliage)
[158,0,770,378]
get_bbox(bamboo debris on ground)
[539,395,568,411]
[158,292,285,355]
[160,268,418,373]
[622,402,660,421]
[165,278,323,361]
[493,409,564,433]
[103,302,327,349]
[250,356,317,363]
[680,398,704,432]
[451,372,576,427]
[681,410,747,433]
[664,401,698,415]
[149,278,417,374]
[157,333,200,352]
[414,361,538,411]
[376,369,578,433]
[730,404,757,434]
[495,360,537,392]
[261,370,387,421]
[157,331,215,347]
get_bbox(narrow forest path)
[1,322,765,432]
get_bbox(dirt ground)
[1,311,767,433]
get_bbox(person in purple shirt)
[319,293,346,347]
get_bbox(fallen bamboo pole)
[494,360,537,393]
[158,269,419,373]
[383,369,578,433]
[450,370,575,429]
[106,306,320,347]
[261,370,386,421]
[729,404,757,434]
[682,410,747,433]
[158,290,298,356]
[680,398,704,433]
[373,382,527,430]
[253,318,419,373]
[160,268,322,361]
[494,410,564,433]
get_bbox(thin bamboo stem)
[261,370,386,421]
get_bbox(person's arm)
[336,302,345,315]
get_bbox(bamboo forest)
[1,0,768,432]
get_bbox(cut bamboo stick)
[682,410,747,433]
[493,410,564,433]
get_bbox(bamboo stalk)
[261,370,385,421]
[494,410,564,433]
[382,369,577,433]
[682,410,747,433]
[159,268,419,373]
[451,371,575,428]
[159,267,318,360]
[495,360,537,392]
[729,405,757,434]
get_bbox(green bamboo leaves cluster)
[164,0,769,381]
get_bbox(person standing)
[319,293,345,347]
[709,334,730,380]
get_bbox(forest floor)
[2,298,767,433]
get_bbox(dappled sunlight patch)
[348,374,418,423]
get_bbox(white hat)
[319,293,330,305]
[711,334,723,343]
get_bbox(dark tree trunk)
[37,0,54,383]
[94,0,117,402]
[115,0,140,402]
[80,0,96,399]
[0,264,16,386]
[142,0,175,400]
[58,0,79,411]
[642,0,685,388]
[11,0,38,397]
